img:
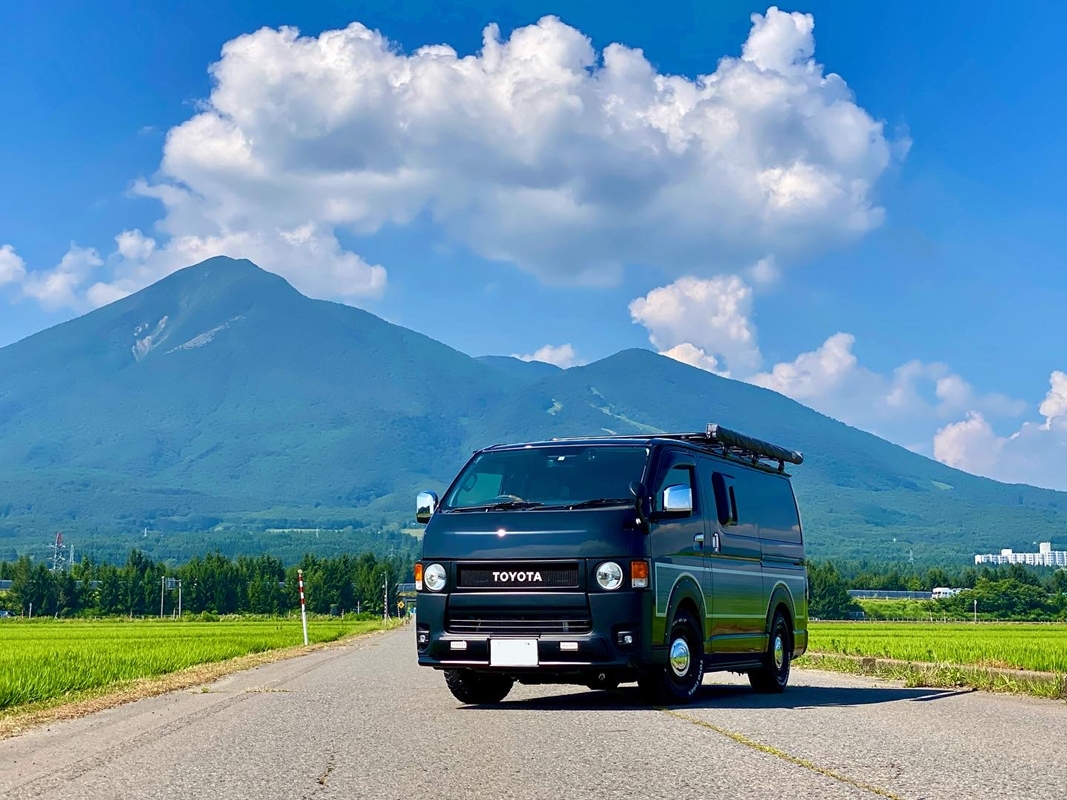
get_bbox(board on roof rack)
[549,422,802,472]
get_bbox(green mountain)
[1,257,1064,564]
[476,355,563,382]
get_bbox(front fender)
[663,573,708,650]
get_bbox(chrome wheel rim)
[669,637,691,677]
[773,634,785,671]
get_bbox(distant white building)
[932,587,963,599]
[974,542,1067,567]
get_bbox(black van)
[413,423,808,705]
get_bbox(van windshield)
[442,445,649,510]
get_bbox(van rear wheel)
[444,669,514,704]
[749,609,791,693]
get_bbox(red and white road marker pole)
[298,569,309,646]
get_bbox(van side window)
[757,477,803,544]
[711,472,737,526]
[656,464,695,515]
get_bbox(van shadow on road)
[468,683,973,713]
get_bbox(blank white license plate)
[489,638,538,667]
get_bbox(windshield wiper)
[451,500,546,512]
[561,498,633,510]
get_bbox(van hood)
[421,507,645,560]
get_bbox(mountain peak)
[154,256,297,296]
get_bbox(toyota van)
[413,423,808,705]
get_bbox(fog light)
[417,632,429,647]
[450,641,468,650]
[560,642,578,651]
[617,631,634,646]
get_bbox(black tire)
[638,610,705,704]
[443,669,514,704]
[749,609,792,694]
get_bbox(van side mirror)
[416,491,438,524]
[661,484,693,513]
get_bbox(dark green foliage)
[814,558,1067,620]
[807,561,861,619]
[0,548,412,618]
[1,257,1066,564]
[941,578,1063,620]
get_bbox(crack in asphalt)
[662,709,908,800]
[302,755,336,799]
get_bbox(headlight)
[596,561,624,591]
[424,563,447,592]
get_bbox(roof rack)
[676,423,803,473]
[549,422,803,473]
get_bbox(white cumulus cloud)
[750,331,858,400]
[630,272,1032,461]
[5,7,902,310]
[629,274,759,377]
[114,229,157,262]
[512,343,580,369]
[42,5,897,310]
[747,256,781,287]
[933,372,1067,490]
[0,245,27,286]
[21,244,104,310]
[933,412,1003,474]
[749,333,1028,447]
[1038,370,1067,423]
[660,343,726,375]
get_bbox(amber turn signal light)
[630,560,649,589]
[414,562,424,591]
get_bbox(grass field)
[0,616,388,711]
[808,621,1067,674]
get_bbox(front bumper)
[416,589,655,672]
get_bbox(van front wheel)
[749,610,791,693]
[638,610,704,704]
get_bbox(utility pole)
[383,572,389,624]
[297,570,308,646]
[160,576,165,619]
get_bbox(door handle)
[693,533,705,545]
[711,532,721,552]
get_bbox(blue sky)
[1,1,1065,487]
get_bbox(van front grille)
[445,612,592,636]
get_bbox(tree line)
[808,560,1067,620]
[3,547,1064,622]
[0,549,414,618]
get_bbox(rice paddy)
[808,621,1067,674]
[0,617,387,710]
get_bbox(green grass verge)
[797,652,1067,701]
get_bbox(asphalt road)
[2,627,1064,800]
